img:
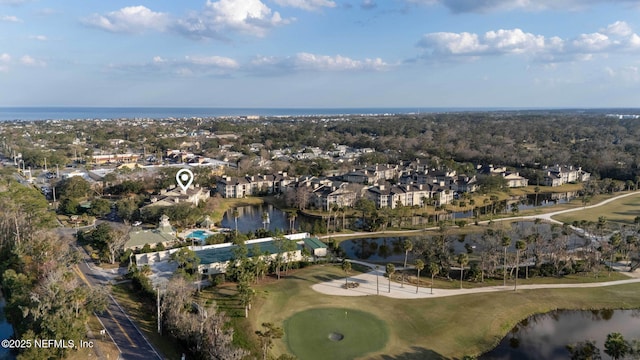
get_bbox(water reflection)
[481,310,640,360]
[221,204,293,233]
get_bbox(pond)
[339,221,587,263]
[221,204,323,234]
[480,309,640,359]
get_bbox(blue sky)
[1,0,640,108]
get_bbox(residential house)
[311,183,357,211]
[145,184,210,208]
[542,165,591,187]
[216,172,292,198]
[366,183,436,209]
[503,172,529,188]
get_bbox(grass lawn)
[396,269,632,290]
[552,192,640,225]
[247,264,640,359]
[284,308,388,360]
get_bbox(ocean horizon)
[1,106,639,121]
[0,106,501,121]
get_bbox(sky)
[1,0,640,108]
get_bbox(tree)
[401,239,413,288]
[57,176,91,200]
[115,197,138,223]
[237,273,254,318]
[456,253,468,289]
[255,323,284,360]
[106,225,130,264]
[386,263,395,293]
[428,261,439,295]
[604,332,631,360]
[403,239,413,268]
[171,247,201,280]
[415,259,424,294]
[89,198,111,218]
[502,236,511,286]
[514,240,526,291]
[566,340,602,360]
[341,259,351,287]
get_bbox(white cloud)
[28,35,48,41]
[419,32,485,55]
[418,29,545,56]
[294,53,387,71]
[570,33,611,52]
[184,55,239,69]
[417,21,640,63]
[602,21,633,37]
[86,1,294,40]
[272,0,336,11]
[175,0,291,39]
[249,52,389,74]
[113,55,239,77]
[407,0,640,13]
[603,65,640,82]
[20,55,46,67]
[83,6,170,33]
[1,15,21,22]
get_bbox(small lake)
[340,221,586,263]
[221,204,292,233]
[221,204,323,234]
[481,309,640,359]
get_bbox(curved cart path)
[313,191,640,298]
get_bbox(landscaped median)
[247,264,640,359]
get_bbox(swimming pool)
[186,230,212,241]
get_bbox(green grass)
[553,192,640,225]
[395,269,631,290]
[247,264,640,359]
[284,308,388,360]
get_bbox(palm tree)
[514,240,526,291]
[341,259,351,287]
[385,263,395,293]
[428,261,439,294]
[401,239,413,288]
[232,208,239,236]
[456,253,468,289]
[403,239,413,268]
[502,236,511,286]
[604,332,631,360]
[339,206,346,230]
[288,209,297,233]
[415,259,425,294]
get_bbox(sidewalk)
[312,260,640,299]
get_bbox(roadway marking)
[72,265,138,348]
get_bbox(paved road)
[73,250,163,360]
